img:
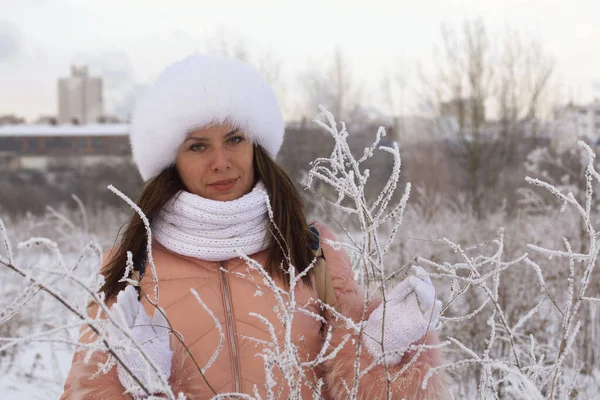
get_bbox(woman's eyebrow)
[183,136,207,143]
[224,128,240,138]
[184,128,240,143]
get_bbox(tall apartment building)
[58,65,104,124]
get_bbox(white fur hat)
[129,54,284,181]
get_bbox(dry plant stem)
[3,249,175,397]
[143,293,218,396]
[366,228,393,399]
[549,238,576,398]
[308,107,415,398]
[1,212,175,397]
[0,219,15,265]
[526,142,600,398]
[360,226,392,398]
[445,239,523,370]
[0,258,153,398]
[70,194,90,234]
[108,185,160,304]
[523,258,564,318]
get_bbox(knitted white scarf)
[152,182,271,261]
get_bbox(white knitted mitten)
[108,285,173,398]
[363,266,442,365]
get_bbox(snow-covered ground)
[1,342,75,399]
[0,206,125,399]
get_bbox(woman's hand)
[363,266,442,365]
[108,285,173,398]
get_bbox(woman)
[60,55,448,399]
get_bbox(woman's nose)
[210,146,231,171]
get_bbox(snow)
[0,341,76,399]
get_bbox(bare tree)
[302,46,363,124]
[380,65,412,143]
[421,19,554,217]
[419,20,492,217]
[495,29,554,166]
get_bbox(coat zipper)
[220,262,241,392]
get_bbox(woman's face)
[175,124,255,201]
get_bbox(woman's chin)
[203,188,243,201]
[212,193,240,201]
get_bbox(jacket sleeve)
[314,223,450,400]
[60,249,134,399]
[61,330,210,400]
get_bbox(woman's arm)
[60,304,135,399]
[314,223,450,400]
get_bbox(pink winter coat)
[60,222,449,399]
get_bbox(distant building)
[0,124,129,170]
[553,99,600,139]
[58,66,104,124]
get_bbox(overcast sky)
[2,0,600,121]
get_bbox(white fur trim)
[129,55,284,181]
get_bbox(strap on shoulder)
[309,226,340,317]
[127,251,147,301]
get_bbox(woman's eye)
[190,144,205,151]
[229,136,243,144]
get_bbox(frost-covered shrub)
[0,108,599,399]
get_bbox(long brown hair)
[99,144,315,300]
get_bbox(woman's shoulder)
[308,221,339,243]
[309,221,358,295]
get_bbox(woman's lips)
[209,178,237,192]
